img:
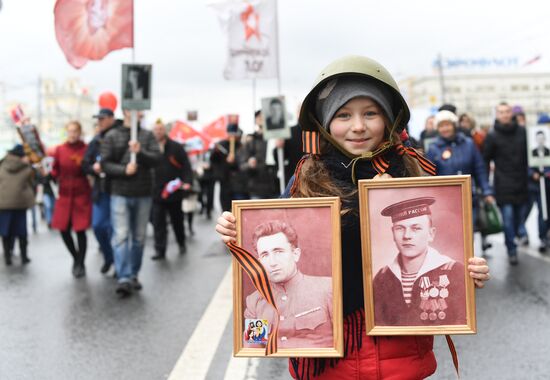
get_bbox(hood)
[2,154,28,173]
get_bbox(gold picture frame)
[232,197,343,357]
[358,175,476,335]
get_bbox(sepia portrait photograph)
[232,197,343,357]
[527,125,550,168]
[121,63,152,110]
[358,176,476,335]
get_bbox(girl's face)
[66,123,81,144]
[328,97,387,155]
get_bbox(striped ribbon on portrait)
[226,241,280,355]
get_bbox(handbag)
[477,200,503,235]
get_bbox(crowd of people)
[0,106,299,298]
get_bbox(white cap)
[434,110,458,127]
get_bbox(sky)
[0,0,549,134]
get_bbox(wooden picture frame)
[232,197,343,357]
[358,175,476,335]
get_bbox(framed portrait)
[527,125,550,168]
[261,96,291,140]
[121,63,152,110]
[232,197,343,357]
[358,175,476,335]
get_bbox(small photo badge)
[244,319,269,345]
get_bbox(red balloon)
[98,92,118,111]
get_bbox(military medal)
[440,288,449,298]
[429,287,439,298]
[419,277,432,321]
[439,275,450,298]
[420,312,428,320]
[429,312,437,321]
[442,149,452,160]
[438,311,446,320]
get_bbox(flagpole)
[274,0,281,95]
[130,0,137,164]
[274,0,285,194]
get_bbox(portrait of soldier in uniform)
[243,219,334,349]
[123,65,150,102]
[532,130,550,157]
[263,97,286,131]
[372,197,466,326]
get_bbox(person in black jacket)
[483,102,529,265]
[100,110,161,296]
[150,120,193,260]
[82,108,119,274]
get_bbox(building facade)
[400,72,550,127]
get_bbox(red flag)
[54,0,134,69]
[169,121,211,156]
[202,116,230,141]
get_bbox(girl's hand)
[373,173,392,180]
[468,257,490,288]
[215,211,237,243]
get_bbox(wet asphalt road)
[0,214,230,380]
[1,211,550,379]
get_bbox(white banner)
[210,0,278,80]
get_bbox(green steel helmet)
[299,55,410,135]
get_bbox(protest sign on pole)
[121,64,152,163]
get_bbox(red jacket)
[290,310,437,379]
[51,141,92,232]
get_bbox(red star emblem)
[240,3,261,41]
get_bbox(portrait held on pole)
[121,64,152,110]
[358,176,477,335]
[232,198,343,357]
[261,96,290,140]
[527,125,550,168]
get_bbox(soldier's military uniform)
[244,271,333,349]
[374,247,466,326]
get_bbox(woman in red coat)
[51,121,92,278]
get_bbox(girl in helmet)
[216,55,490,379]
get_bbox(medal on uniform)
[429,287,439,298]
[442,149,452,160]
[440,288,449,298]
[419,277,432,321]
[439,274,450,298]
[438,311,446,320]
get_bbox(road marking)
[522,246,550,264]
[223,356,260,380]
[168,264,233,380]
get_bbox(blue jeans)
[499,203,528,255]
[42,193,55,226]
[92,192,113,265]
[111,195,152,283]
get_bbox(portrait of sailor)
[373,197,466,326]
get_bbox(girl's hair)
[66,120,82,132]
[292,123,423,207]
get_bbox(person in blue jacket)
[427,110,495,255]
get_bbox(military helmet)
[299,55,410,134]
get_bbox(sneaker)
[179,244,187,255]
[73,264,86,278]
[509,255,519,266]
[151,253,166,261]
[116,282,133,297]
[100,262,112,274]
[517,236,529,247]
[131,277,142,291]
